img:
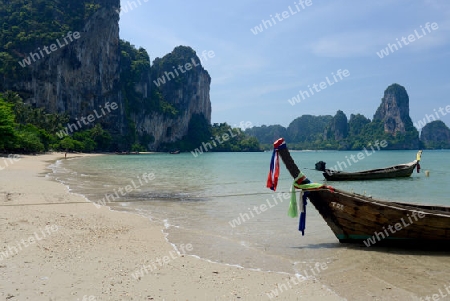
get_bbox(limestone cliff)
[134,46,212,150]
[8,0,125,136]
[1,1,212,151]
[324,110,348,141]
[373,83,413,135]
[371,83,420,149]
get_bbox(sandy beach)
[0,153,344,301]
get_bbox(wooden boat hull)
[307,188,450,244]
[272,138,447,245]
[323,161,417,181]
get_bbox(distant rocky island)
[246,83,450,150]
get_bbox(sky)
[118,0,450,130]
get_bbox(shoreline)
[0,152,343,300]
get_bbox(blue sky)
[118,0,450,130]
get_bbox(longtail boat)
[268,138,450,246]
[321,152,421,181]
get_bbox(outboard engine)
[315,161,326,171]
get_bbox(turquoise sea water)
[49,150,450,276]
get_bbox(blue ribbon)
[299,178,310,236]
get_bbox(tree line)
[0,91,111,153]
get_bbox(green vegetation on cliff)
[0,96,16,150]
[0,91,112,153]
[246,115,335,149]
[0,89,260,153]
[209,123,261,152]
[0,0,100,83]
[120,40,178,118]
[287,115,333,147]
[243,125,287,145]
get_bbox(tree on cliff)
[0,96,17,151]
[348,114,370,137]
[244,125,288,145]
[287,115,333,147]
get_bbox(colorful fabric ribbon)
[266,138,286,191]
[289,174,333,235]
[266,138,334,236]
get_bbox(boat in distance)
[322,161,418,181]
[273,139,450,245]
[319,151,422,181]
